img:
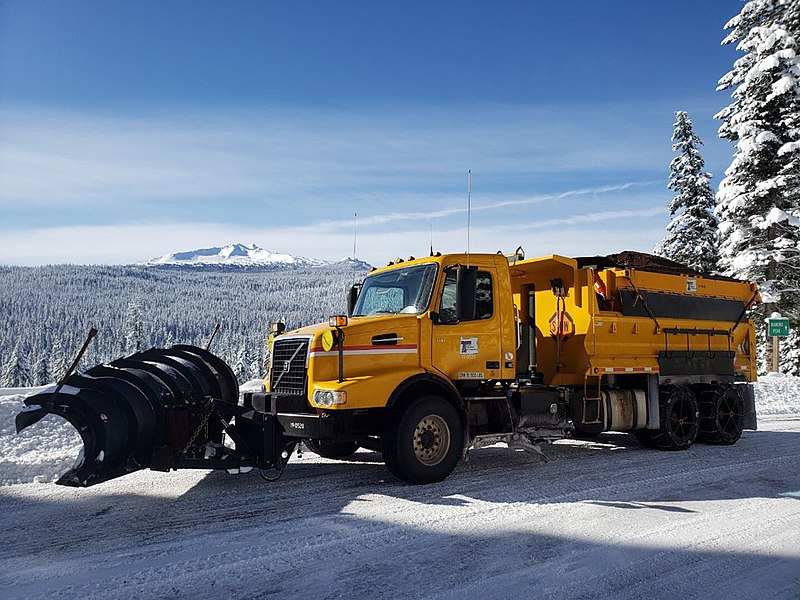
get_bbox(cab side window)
[475,272,493,319]
[439,269,493,323]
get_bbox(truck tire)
[383,395,463,484]
[633,385,698,451]
[697,384,744,445]
[304,439,360,459]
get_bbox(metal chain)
[184,396,216,452]
[623,275,662,332]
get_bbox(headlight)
[312,389,347,407]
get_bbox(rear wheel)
[383,395,464,484]
[634,385,698,450]
[304,439,360,459]
[697,384,744,445]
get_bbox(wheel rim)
[668,394,697,443]
[413,414,450,466]
[718,390,743,436]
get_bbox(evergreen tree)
[244,342,262,380]
[655,111,719,272]
[233,346,251,384]
[1,341,32,387]
[33,355,51,386]
[49,338,69,383]
[124,300,146,354]
[716,0,800,373]
[784,328,800,376]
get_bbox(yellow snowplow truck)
[16,250,759,486]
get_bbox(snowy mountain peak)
[141,243,370,271]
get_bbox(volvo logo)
[282,359,292,373]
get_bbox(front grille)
[270,337,309,395]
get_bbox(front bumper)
[248,392,384,441]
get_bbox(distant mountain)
[140,243,371,271]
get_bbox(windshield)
[353,263,438,316]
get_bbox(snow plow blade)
[15,345,244,487]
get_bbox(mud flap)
[741,382,757,431]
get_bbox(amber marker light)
[329,315,348,328]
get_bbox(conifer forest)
[0,263,368,387]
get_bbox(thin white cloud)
[495,206,666,231]
[314,182,661,230]
[0,203,668,267]
[1,104,672,211]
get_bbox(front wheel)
[383,395,464,484]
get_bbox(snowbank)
[753,372,800,415]
[0,393,82,486]
[1,374,798,487]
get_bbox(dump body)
[509,254,758,387]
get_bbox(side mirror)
[347,283,362,317]
[456,266,477,321]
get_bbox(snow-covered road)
[2,416,799,600]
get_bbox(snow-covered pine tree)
[33,355,51,386]
[1,341,32,387]
[655,111,719,272]
[49,338,69,382]
[233,346,251,384]
[124,300,146,354]
[716,0,800,373]
[244,342,262,380]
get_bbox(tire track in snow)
[3,421,799,599]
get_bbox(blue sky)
[0,0,744,266]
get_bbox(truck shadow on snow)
[2,428,799,599]
[247,428,800,507]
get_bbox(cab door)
[431,265,504,382]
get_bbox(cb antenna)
[352,212,359,285]
[467,169,472,267]
[353,212,358,261]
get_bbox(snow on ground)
[0,377,798,599]
[753,372,800,414]
[0,394,82,486]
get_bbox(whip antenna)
[353,212,358,261]
[352,212,359,285]
[467,169,471,267]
